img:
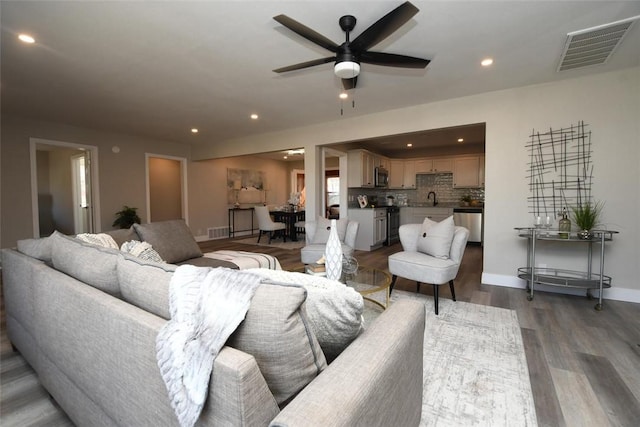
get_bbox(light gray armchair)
[388,224,469,315]
[300,219,359,264]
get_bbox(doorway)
[30,138,100,237]
[146,154,188,223]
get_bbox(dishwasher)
[453,207,483,244]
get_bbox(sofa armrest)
[270,299,425,427]
[200,346,280,426]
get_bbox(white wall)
[193,67,640,301]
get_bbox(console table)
[228,207,255,238]
[515,227,617,310]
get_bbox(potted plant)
[460,195,472,207]
[113,205,141,229]
[570,200,604,239]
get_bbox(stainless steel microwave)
[375,167,389,187]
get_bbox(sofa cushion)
[133,220,202,264]
[76,233,119,249]
[227,281,327,406]
[311,216,348,244]
[50,231,121,297]
[417,215,455,259]
[116,259,326,405]
[246,269,364,361]
[17,236,53,263]
[117,254,175,319]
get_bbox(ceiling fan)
[272,1,430,90]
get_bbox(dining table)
[270,209,305,241]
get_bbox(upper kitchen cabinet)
[415,158,453,174]
[389,160,416,189]
[347,149,374,188]
[453,155,485,188]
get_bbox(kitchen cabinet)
[347,150,374,188]
[453,156,483,188]
[400,207,453,225]
[375,155,389,170]
[348,208,387,251]
[389,159,416,189]
[388,160,404,189]
[403,161,416,189]
[415,158,453,174]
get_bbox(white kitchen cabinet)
[348,208,387,251]
[415,158,453,174]
[388,159,405,189]
[453,156,482,188]
[402,160,416,189]
[389,159,416,189]
[400,207,453,225]
[347,150,374,188]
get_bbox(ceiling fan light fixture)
[334,61,360,79]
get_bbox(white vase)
[324,219,343,281]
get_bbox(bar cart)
[515,227,617,310]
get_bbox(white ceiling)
[2,1,639,154]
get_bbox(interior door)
[71,151,93,234]
[148,156,185,222]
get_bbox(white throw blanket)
[156,265,262,427]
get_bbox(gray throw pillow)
[117,254,175,319]
[134,219,202,264]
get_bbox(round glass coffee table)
[295,265,392,310]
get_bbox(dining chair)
[254,206,287,244]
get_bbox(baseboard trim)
[481,273,640,304]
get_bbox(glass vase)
[324,219,343,281]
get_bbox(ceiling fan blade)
[350,1,418,52]
[360,51,430,68]
[274,14,340,53]
[273,57,336,73]
[342,77,358,90]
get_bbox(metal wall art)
[526,121,593,221]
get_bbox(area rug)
[390,290,538,427]
[235,237,305,250]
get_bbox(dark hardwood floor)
[2,237,639,426]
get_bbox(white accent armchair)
[388,224,469,315]
[300,219,359,264]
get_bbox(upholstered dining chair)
[388,222,469,315]
[254,206,287,244]
[300,217,359,264]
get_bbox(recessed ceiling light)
[283,155,288,159]
[250,113,259,120]
[339,93,348,100]
[191,128,198,134]
[458,138,464,142]
[481,58,493,67]
[18,34,35,44]
[407,143,413,147]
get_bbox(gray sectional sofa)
[2,220,426,426]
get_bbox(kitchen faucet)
[427,191,438,206]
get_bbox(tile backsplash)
[348,173,485,207]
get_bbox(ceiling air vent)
[557,15,639,72]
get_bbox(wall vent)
[207,226,230,240]
[557,15,639,72]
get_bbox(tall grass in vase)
[570,200,604,239]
